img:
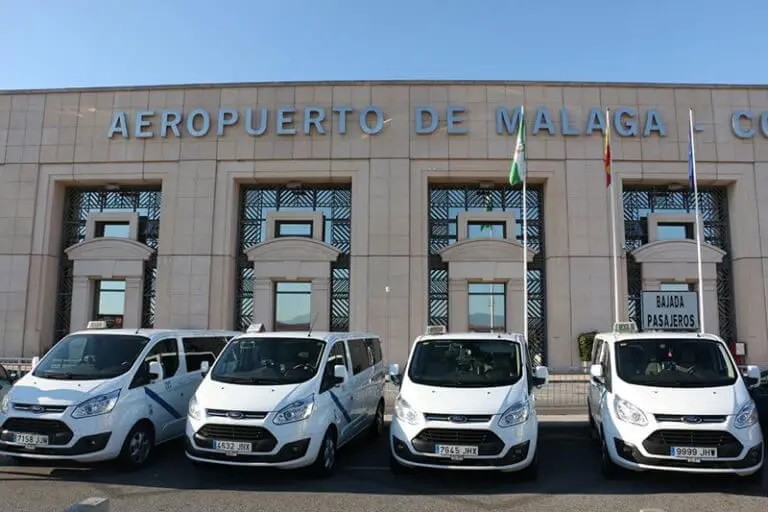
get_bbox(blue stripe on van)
[328,391,352,424]
[144,387,182,419]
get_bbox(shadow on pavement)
[1,424,765,499]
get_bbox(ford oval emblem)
[30,405,43,413]
[227,411,244,419]
[449,415,468,423]
[682,416,702,424]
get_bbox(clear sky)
[1,0,765,90]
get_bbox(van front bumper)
[389,415,538,472]
[184,416,326,469]
[603,415,764,476]
[0,412,125,463]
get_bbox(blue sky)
[1,0,766,90]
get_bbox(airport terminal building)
[1,80,767,366]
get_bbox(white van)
[587,322,764,481]
[0,323,240,469]
[387,326,549,477]
[184,327,386,476]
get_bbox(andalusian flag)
[509,107,526,187]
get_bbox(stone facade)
[1,81,768,366]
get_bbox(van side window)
[144,339,179,379]
[347,338,372,375]
[182,336,229,371]
[591,338,604,365]
[365,338,382,364]
[321,342,348,393]
[600,344,612,389]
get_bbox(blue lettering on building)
[105,105,768,139]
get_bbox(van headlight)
[0,394,8,414]
[71,389,121,419]
[394,395,424,425]
[613,396,648,427]
[188,395,203,421]
[273,394,315,425]
[498,398,531,428]
[734,400,758,429]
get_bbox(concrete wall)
[1,82,768,365]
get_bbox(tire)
[600,435,623,480]
[309,428,337,478]
[389,452,408,475]
[369,400,385,439]
[518,450,539,481]
[117,421,154,471]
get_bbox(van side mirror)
[31,357,40,369]
[745,365,761,389]
[333,364,348,385]
[590,363,604,380]
[533,366,549,387]
[148,361,163,382]
[388,363,402,385]
[200,361,210,375]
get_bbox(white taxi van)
[587,322,764,481]
[184,325,386,476]
[0,322,239,469]
[387,326,549,477]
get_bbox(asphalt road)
[0,423,766,512]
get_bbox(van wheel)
[309,428,337,478]
[389,452,409,475]
[369,400,385,439]
[117,421,154,471]
[518,448,539,481]
[600,436,623,480]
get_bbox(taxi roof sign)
[425,325,447,335]
[246,323,266,333]
[613,321,638,334]
[86,320,108,329]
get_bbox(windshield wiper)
[215,376,284,384]
[38,371,76,379]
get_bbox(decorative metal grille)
[623,186,735,340]
[55,188,162,341]
[236,185,352,332]
[427,185,547,362]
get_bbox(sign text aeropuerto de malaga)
[106,105,768,140]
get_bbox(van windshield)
[407,339,523,388]
[211,337,326,385]
[615,338,738,388]
[33,333,150,380]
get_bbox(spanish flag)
[604,110,612,188]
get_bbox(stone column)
[310,277,331,331]
[69,276,93,333]
[252,278,274,330]
[448,278,468,331]
[123,277,144,329]
[506,279,526,334]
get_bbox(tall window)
[468,283,506,332]
[56,188,161,341]
[94,280,126,328]
[623,187,733,340]
[428,185,546,362]
[237,185,351,332]
[274,282,312,331]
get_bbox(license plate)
[213,440,252,453]
[435,444,479,458]
[670,446,717,459]
[11,433,49,446]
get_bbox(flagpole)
[689,107,705,334]
[606,109,621,325]
[522,106,529,342]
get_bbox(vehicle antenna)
[307,311,319,336]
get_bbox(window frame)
[467,282,507,332]
[94,220,131,238]
[656,221,694,240]
[273,281,312,331]
[466,220,506,239]
[275,219,314,238]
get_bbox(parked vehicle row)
[0,321,765,484]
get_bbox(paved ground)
[1,422,766,512]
